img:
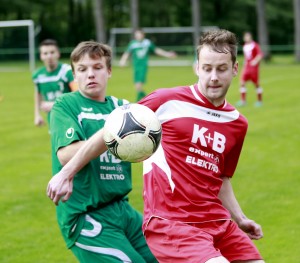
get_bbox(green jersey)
[50,91,132,247]
[32,62,74,102]
[126,39,156,68]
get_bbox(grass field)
[0,56,299,262]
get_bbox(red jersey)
[243,41,262,70]
[139,84,248,230]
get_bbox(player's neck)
[46,63,59,72]
[196,84,226,108]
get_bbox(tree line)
[0,0,299,60]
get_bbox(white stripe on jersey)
[75,242,132,262]
[155,100,239,124]
[144,144,175,192]
[191,85,229,108]
[77,98,129,125]
[77,112,109,124]
[34,64,71,84]
[110,96,130,109]
[129,39,152,50]
[190,85,205,103]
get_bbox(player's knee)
[256,87,263,94]
[240,87,247,93]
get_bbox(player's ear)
[108,68,112,78]
[233,62,238,77]
[195,61,199,76]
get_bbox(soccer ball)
[103,103,162,163]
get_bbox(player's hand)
[40,101,54,112]
[119,60,126,67]
[168,51,177,58]
[34,115,45,126]
[47,171,74,205]
[238,218,263,240]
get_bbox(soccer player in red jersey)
[237,32,264,107]
[47,30,265,263]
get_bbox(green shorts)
[134,67,148,84]
[71,200,157,263]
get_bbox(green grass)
[0,57,299,262]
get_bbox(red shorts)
[144,218,263,263]
[241,66,259,86]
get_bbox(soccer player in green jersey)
[49,41,157,263]
[32,39,77,127]
[119,28,176,101]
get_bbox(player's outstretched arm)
[218,177,264,240]
[119,52,130,67]
[47,129,107,205]
[154,48,177,58]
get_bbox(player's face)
[73,54,112,102]
[243,33,252,43]
[40,45,60,71]
[134,31,145,41]
[196,45,238,107]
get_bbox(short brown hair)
[39,39,59,50]
[70,41,112,71]
[197,29,238,65]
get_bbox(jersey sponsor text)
[191,124,226,154]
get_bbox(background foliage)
[0,0,295,49]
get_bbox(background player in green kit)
[32,39,77,127]
[119,28,176,101]
[49,41,157,263]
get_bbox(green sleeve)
[126,41,133,53]
[50,96,83,155]
[149,41,156,53]
[32,70,40,92]
[66,68,74,83]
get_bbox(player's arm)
[154,48,177,58]
[193,60,198,75]
[250,53,263,66]
[57,140,86,166]
[119,51,130,67]
[250,44,263,66]
[40,101,55,113]
[34,86,45,126]
[47,129,107,205]
[218,176,263,240]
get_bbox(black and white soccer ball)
[103,103,162,162]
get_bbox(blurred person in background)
[237,32,263,107]
[32,39,77,127]
[119,28,176,101]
